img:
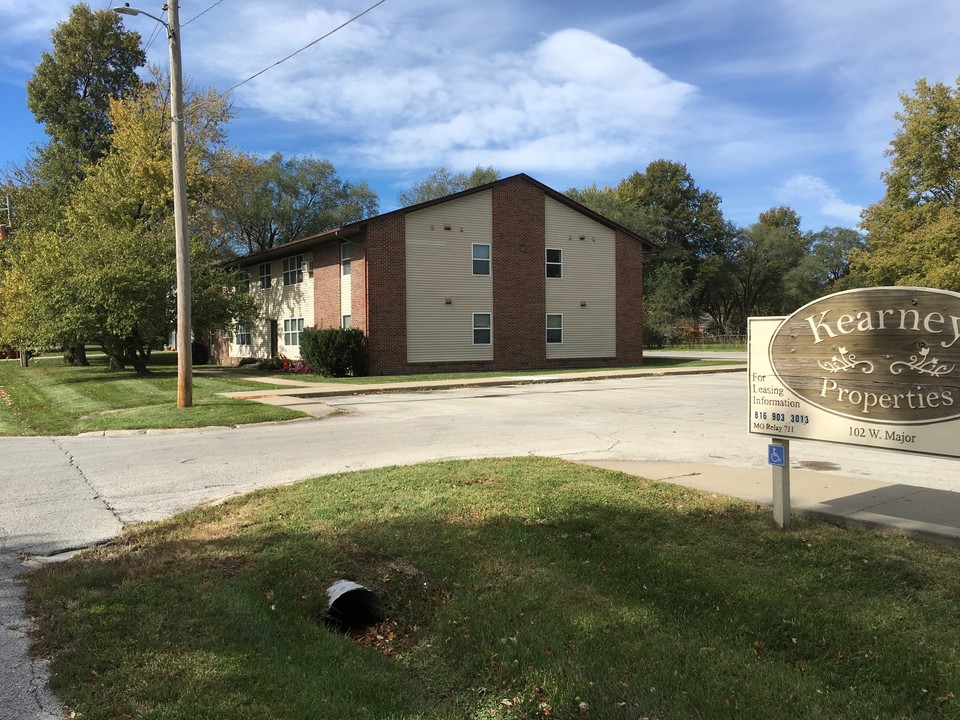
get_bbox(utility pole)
[167,0,193,408]
[116,1,193,407]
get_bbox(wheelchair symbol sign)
[768,444,786,467]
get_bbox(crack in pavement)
[49,438,125,528]
[0,551,60,719]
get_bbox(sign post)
[769,439,790,529]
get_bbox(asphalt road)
[3,371,958,718]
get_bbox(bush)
[300,327,367,377]
[643,328,666,349]
[256,356,282,372]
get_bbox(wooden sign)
[749,287,960,459]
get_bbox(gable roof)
[224,173,659,269]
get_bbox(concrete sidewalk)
[586,461,960,547]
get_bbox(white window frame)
[235,323,251,346]
[546,248,563,279]
[472,243,491,276]
[283,317,304,345]
[259,263,272,289]
[473,312,492,345]
[342,314,352,329]
[341,242,351,276]
[546,313,563,344]
[283,255,304,286]
[235,268,250,293]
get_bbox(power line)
[142,16,166,54]
[182,0,226,28]
[221,0,388,96]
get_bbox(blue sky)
[2,0,959,232]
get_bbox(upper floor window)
[341,243,351,276]
[283,255,304,286]
[546,248,562,278]
[472,243,491,276]
[259,263,272,289]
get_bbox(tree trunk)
[63,344,89,366]
[71,344,89,366]
[125,336,150,377]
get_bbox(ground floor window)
[283,317,304,345]
[546,314,563,344]
[473,313,492,345]
[342,314,352,329]
[235,323,251,346]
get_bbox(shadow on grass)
[24,460,960,720]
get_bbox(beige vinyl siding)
[544,197,616,359]
[229,257,315,360]
[406,191,494,363]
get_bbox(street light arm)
[114,6,168,29]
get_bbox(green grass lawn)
[24,458,960,720]
[0,352,305,436]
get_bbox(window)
[473,313,492,345]
[235,323,251,346]
[341,243,351,276]
[472,243,491,276]
[235,268,250,293]
[259,263,272,289]
[546,314,563,344]
[342,314,352,329]
[283,255,304,285]
[546,248,562,278]
[283,318,304,345]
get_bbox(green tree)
[26,3,145,166]
[857,77,960,289]
[785,226,868,306]
[565,184,657,238]
[615,160,730,267]
[727,222,809,330]
[757,205,802,234]
[614,160,733,338]
[5,3,146,364]
[1,77,254,373]
[213,153,379,255]
[397,165,501,207]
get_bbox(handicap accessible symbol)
[768,444,785,467]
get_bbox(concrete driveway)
[2,371,958,718]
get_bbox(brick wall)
[491,176,547,370]
[350,237,368,334]
[364,214,407,375]
[615,228,645,364]
[207,328,232,365]
[312,242,341,328]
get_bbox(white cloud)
[779,175,863,225]
[203,26,696,174]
